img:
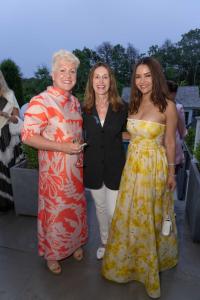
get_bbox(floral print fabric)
[22,86,87,260]
[102,119,178,298]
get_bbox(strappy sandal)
[47,260,62,275]
[73,247,83,261]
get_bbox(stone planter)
[185,159,200,242]
[10,160,38,216]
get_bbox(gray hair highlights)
[52,49,80,72]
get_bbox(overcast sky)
[0,0,199,78]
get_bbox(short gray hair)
[52,49,80,72]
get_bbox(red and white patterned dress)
[22,86,88,260]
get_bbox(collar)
[47,86,71,100]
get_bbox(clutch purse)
[162,215,172,236]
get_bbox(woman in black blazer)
[82,62,128,259]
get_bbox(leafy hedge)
[22,144,38,169]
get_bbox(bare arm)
[23,134,83,155]
[164,100,178,191]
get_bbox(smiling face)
[135,64,153,95]
[52,59,77,94]
[92,66,110,97]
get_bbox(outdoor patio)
[0,191,200,300]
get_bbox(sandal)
[47,260,62,275]
[73,247,83,261]
[96,247,105,260]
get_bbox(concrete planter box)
[10,160,38,216]
[185,159,200,242]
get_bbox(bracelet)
[168,173,175,177]
[168,163,175,166]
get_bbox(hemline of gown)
[39,239,88,261]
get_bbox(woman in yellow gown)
[102,57,178,298]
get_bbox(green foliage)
[0,59,24,106]
[178,28,200,85]
[73,47,99,96]
[22,65,52,103]
[96,42,138,89]
[74,92,84,102]
[22,144,38,169]
[147,29,200,85]
[34,66,52,91]
[73,43,139,96]
[179,80,189,86]
[185,127,195,154]
[22,78,38,103]
[2,27,199,103]
[194,142,200,164]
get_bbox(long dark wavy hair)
[83,62,124,113]
[129,57,172,114]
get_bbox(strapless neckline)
[128,118,166,127]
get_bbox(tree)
[22,66,52,102]
[178,28,200,85]
[96,42,114,66]
[34,66,52,92]
[73,47,100,100]
[96,42,139,93]
[0,59,24,106]
[126,43,139,78]
[148,40,182,83]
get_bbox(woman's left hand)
[166,174,176,191]
[9,116,18,123]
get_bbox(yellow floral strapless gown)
[102,119,178,299]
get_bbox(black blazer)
[83,103,128,190]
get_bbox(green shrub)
[185,127,195,154]
[22,144,38,169]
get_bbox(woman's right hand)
[9,116,18,123]
[166,174,176,191]
[61,142,82,155]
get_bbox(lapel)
[92,104,112,129]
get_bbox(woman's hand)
[166,174,176,191]
[61,142,83,155]
[9,116,18,123]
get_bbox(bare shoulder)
[165,99,177,115]
[164,99,178,127]
[166,99,176,109]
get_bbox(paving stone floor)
[0,191,200,300]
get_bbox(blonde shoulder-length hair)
[83,62,124,113]
[52,49,80,72]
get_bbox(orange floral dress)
[21,86,88,260]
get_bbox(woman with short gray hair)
[22,50,88,274]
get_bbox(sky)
[0,0,199,78]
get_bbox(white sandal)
[96,247,105,260]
